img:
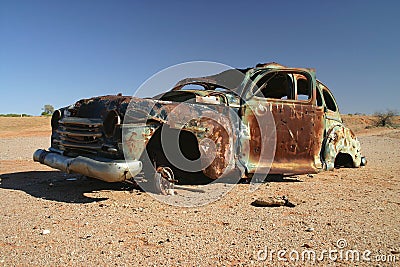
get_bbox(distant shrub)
[374,109,398,127]
[41,104,54,116]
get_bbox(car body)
[34,63,366,188]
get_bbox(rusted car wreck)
[34,63,366,192]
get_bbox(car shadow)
[236,174,302,184]
[0,171,302,204]
[264,174,302,182]
[0,171,136,204]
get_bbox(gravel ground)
[0,137,50,160]
[0,130,399,266]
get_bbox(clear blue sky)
[1,0,399,115]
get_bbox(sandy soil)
[0,117,51,138]
[0,116,399,266]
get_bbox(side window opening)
[323,89,337,112]
[296,75,311,101]
[251,71,314,102]
[253,72,294,99]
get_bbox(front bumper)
[33,149,142,182]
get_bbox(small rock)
[302,243,312,248]
[307,174,314,178]
[251,196,296,207]
[252,197,286,207]
[42,229,50,235]
[305,227,314,232]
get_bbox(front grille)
[56,117,104,153]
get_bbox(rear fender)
[323,125,362,170]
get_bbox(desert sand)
[0,115,399,266]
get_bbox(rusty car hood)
[67,95,133,120]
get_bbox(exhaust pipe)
[33,149,142,182]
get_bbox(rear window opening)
[323,89,337,112]
[318,82,338,112]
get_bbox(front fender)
[122,123,161,161]
[122,98,238,179]
[185,116,236,179]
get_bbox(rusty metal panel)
[242,99,324,175]
[270,101,324,174]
